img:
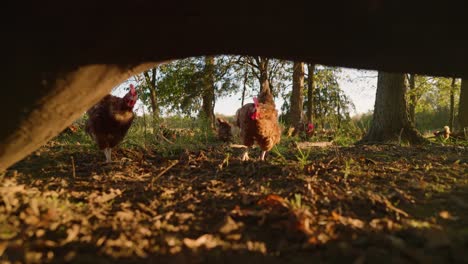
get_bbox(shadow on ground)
[1,142,467,263]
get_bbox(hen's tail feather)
[235,109,241,127]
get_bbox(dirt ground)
[1,141,467,263]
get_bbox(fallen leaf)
[183,234,218,249]
[257,194,287,208]
[439,211,454,220]
[0,242,7,256]
[218,216,242,234]
[62,224,80,245]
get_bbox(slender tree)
[306,63,315,124]
[407,74,416,124]
[360,72,426,144]
[238,56,290,106]
[143,67,160,120]
[201,56,216,128]
[458,79,468,131]
[240,64,249,107]
[256,57,273,104]
[449,77,456,130]
[290,62,305,134]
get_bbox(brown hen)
[85,84,138,162]
[235,91,281,161]
[217,117,233,143]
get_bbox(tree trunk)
[359,72,426,144]
[290,62,304,134]
[306,63,315,124]
[201,56,216,129]
[408,74,417,124]
[449,77,456,130]
[317,88,324,129]
[143,67,159,129]
[336,94,341,129]
[241,66,248,107]
[257,57,274,106]
[458,79,468,131]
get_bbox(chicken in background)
[85,84,138,162]
[235,91,281,161]
[216,117,233,143]
[433,126,451,140]
[160,124,178,141]
[286,122,315,140]
[60,124,79,135]
[305,122,315,138]
[298,122,315,139]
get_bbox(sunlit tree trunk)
[458,79,468,131]
[407,74,417,124]
[360,72,426,144]
[290,62,304,134]
[201,56,216,129]
[317,88,325,129]
[449,77,456,130]
[259,58,269,95]
[306,63,315,124]
[143,67,159,123]
[256,57,275,106]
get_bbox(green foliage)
[123,115,217,158]
[288,193,308,210]
[294,147,310,170]
[280,66,354,130]
[135,56,242,117]
[54,115,93,147]
[154,57,206,115]
[415,108,452,133]
[409,76,460,131]
[120,115,156,149]
[238,56,293,98]
[351,111,373,135]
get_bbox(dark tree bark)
[258,57,269,94]
[407,74,417,124]
[241,65,248,107]
[458,79,468,131]
[256,57,274,105]
[359,72,426,144]
[449,77,456,130]
[306,63,315,124]
[201,56,216,129]
[290,62,304,134]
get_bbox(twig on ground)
[71,156,76,179]
[150,160,179,187]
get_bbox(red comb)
[250,97,261,120]
[129,84,136,95]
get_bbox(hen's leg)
[260,151,267,161]
[104,148,112,163]
[241,135,254,161]
[241,148,250,161]
[103,148,108,162]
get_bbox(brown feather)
[235,99,281,152]
[85,95,135,150]
[217,117,233,142]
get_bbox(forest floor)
[1,139,468,264]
